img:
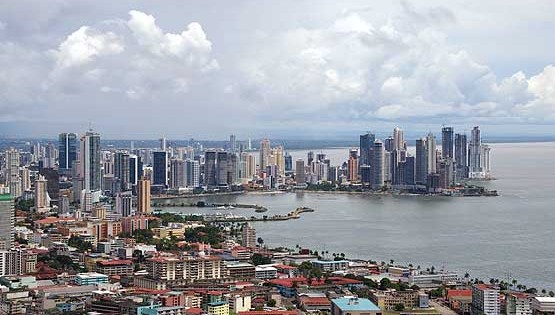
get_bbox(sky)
[0,0,554,140]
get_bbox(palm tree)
[390,259,395,266]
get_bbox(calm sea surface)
[162,142,555,290]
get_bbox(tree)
[379,278,392,290]
[267,299,276,307]
[394,303,405,312]
[549,291,554,297]
[257,237,264,247]
[251,253,271,266]
[541,289,547,295]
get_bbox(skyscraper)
[170,158,185,188]
[455,133,468,179]
[137,177,151,214]
[359,133,375,167]
[34,175,50,211]
[114,151,130,191]
[204,150,217,187]
[0,194,14,250]
[79,131,101,192]
[185,159,200,188]
[415,138,427,185]
[442,126,454,159]
[469,126,482,178]
[229,134,237,153]
[5,149,21,197]
[426,133,437,174]
[152,151,168,186]
[372,140,385,189]
[259,138,271,173]
[129,154,143,187]
[284,153,292,172]
[295,159,305,184]
[241,223,256,248]
[58,133,77,170]
[348,149,358,182]
[393,127,405,151]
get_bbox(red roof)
[187,307,203,315]
[240,311,298,315]
[268,277,362,288]
[97,259,133,266]
[447,289,472,298]
[274,264,298,270]
[299,296,330,306]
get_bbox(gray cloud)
[0,1,554,139]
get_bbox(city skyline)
[0,1,554,139]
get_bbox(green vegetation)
[38,252,85,272]
[252,253,271,265]
[153,212,204,225]
[68,235,93,252]
[15,199,34,211]
[267,299,276,307]
[394,303,405,312]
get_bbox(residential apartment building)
[472,284,500,315]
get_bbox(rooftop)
[331,297,380,311]
[0,194,13,201]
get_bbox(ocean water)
[162,142,555,290]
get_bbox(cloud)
[0,2,554,137]
[237,11,554,125]
[53,26,124,69]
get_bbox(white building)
[531,297,555,314]
[506,293,533,315]
[255,265,278,279]
[472,284,500,315]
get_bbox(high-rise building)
[185,160,200,188]
[43,142,56,169]
[455,133,468,179]
[372,141,385,189]
[295,159,305,184]
[472,284,500,315]
[0,194,14,250]
[152,151,168,186]
[229,135,237,154]
[360,165,372,186]
[415,138,427,185]
[114,151,130,191]
[403,156,416,185]
[58,133,77,170]
[348,149,358,182]
[241,223,256,248]
[216,152,230,186]
[393,127,405,151]
[170,158,185,188]
[137,177,151,214]
[20,167,31,192]
[442,126,454,159]
[359,133,375,167]
[34,175,50,211]
[284,153,292,172]
[204,150,217,187]
[115,192,133,217]
[259,139,271,173]
[481,144,491,178]
[160,136,167,151]
[80,131,101,192]
[129,154,143,187]
[5,149,21,197]
[307,151,314,166]
[469,126,482,177]
[426,133,437,174]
